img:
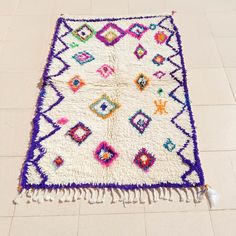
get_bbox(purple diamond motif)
[134,44,147,59]
[129,110,152,134]
[153,71,166,79]
[96,23,126,46]
[134,148,156,171]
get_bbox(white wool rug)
[15,14,213,205]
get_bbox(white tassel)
[168,188,173,201]
[183,188,190,202]
[37,189,44,203]
[110,188,117,203]
[13,189,26,204]
[88,188,96,204]
[59,189,66,202]
[162,187,167,200]
[204,185,219,208]
[133,189,138,203]
[32,189,39,202]
[152,189,158,202]
[97,188,105,203]
[146,189,152,204]
[139,189,145,203]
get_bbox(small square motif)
[68,75,85,92]
[163,138,176,152]
[67,122,92,145]
[129,110,152,134]
[134,73,150,91]
[53,156,64,167]
[97,64,114,79]
[134,148,156,171]
[72,51,94,65]
[72,24,95,42]
[134,44,147,59]
[94,141,119,166]
[127,23,148,39]
[152,54,165,66]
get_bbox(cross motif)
[154,100,168,115]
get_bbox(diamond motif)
[53,156,64,167]
[96,23,126,46]
[68,75,85,93]
[152,54,165,66]
[94,141,119,166]
[89,94,120,119]
[129,110,152,134]
[97,64,114,79]
[67,122,92,145]
[127,23,148,40]
[72,24,95,42]
[134,44,147,59]
[134,148,156,171]
[72,51,94,65]
[134,73,150,91]
[153,71,166,79]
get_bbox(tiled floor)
[0,0,236,235]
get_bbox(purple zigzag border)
[159,16,204,186]
[20,18,72,189]
[20,15,204,191]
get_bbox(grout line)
[8,205,16,236]
[224,69,236,103]
[143,212,147,236]
[209,211,216,236]
[200,149,236,153]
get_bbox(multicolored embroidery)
[149,23,157,30]
[154,100,168,115]
[134,73,150,91]
[152,54,165,66]
[57,117,69,125]
[134,148,156,171]
[154,31,168,44]
[72,24,95,42]
[94,141,119,167]
[127,23,148,39]
[72,51,94,65]
[163,138,176,152]
[96,23,126,46]
[134,44,147,59]
[67,122,92,145]
[89,94,120,119]
[97,64,114,79]
[53,156,64,168]
[68,75,85,92]
[153,71,166,79]
[129,109,152,134]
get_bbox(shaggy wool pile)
[16,15,206,204]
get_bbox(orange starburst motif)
[154,31,168,44]
[154,100,168,115]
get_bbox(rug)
[15,14,207,204]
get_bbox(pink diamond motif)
[97,64,114,79]
[153,71,166,79]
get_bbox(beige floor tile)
[0,217,11,236]
[10,216,78,236]
[14,201,80,217]
[15,0,55,15]
[0,158,22,216]
[0,0,18,15]
[144,194,208,213]
[5,15,52,41]
[0,16,12,40]
[201,151,236,209]
[193,105,236,151]
[80,192,145,215]
[0,41,44,72]
[146,211,214,236]
[210,210,236,236]
[0,72,40,109]
[0,109,33,156]
[215,38,236,67]
[54,0,92,15]
[207,12,236,37]
[79,214,145,236]
[201,0,236,12]
[91,0,128,15]
[166,0,204,13]
[225,68,236,101]
[188,68,235,105]
[128,0,167,14]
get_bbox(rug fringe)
[13,185,218,207]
